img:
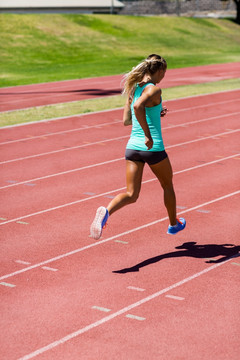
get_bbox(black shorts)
[125,149,168,165]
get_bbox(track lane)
[0,106,239,165]
[0,126,239,221]
[1,193,239,360]
[1,90,240,360]
[1,106,240,162]
[0,153,239,275]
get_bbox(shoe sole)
[90,207,107,240]
[167,226,185,235]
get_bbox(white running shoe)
[90,206,109,240]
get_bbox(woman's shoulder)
[138,81,155,88]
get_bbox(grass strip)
[0,78,239,127]
[1,14,240,87]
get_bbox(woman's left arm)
[123,97,132,126]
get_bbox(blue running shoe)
[90,206,109,240]
[167,217,186,235]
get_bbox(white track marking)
[127,286,145,292]
[0,135,128,165]
[0,119,122,146]
[92,306,111,313]
[0,99,238,145]
[18,254,236,360]
[0,153,238,226]
[165,295,185,301]
[1,113,239,189]
[125,314,146,321]
[15,260,31,265]
[0,124,238,189]
[166,129,239,150]
[0,190,239,282]
[0,282,16,288]
[0,157,124,190]
[0,126,239,165]
[0,107,122,129]
[41,266,58,272]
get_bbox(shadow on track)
[113,242,240,274]
[0,88,121,96]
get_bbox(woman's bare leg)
[107,160,145,216]
[149,156,177,226]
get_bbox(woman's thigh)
[126,160,145,197]
[149,156,173,187]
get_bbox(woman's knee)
[126,191,139,203]
[160,178,174,190]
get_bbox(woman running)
[90,54,186,240]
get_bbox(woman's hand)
[145,135,153,150]
[161,106,168,117]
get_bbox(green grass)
[0,14,240,87]
[1,78,239,127]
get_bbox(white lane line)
[0,117,236,189]
[41,266,58,272]
[167,98,239,114]
[2,112,239,189]
[167,129,239,150]
[0,157,124,190]
[165,295,185,301]
[0,190,239,282]
[0,135,128,165]
[1,99,238,146]
[18,256,235,360]
[127,286,145,292]
[164,111,240,130]
[0,120,122,146]
[0,124,239,166]
[15,260,31,265]
[92,306,111,313]
[1,107,122,130]
[0,282,16,288]
[114,240,129,244]
[0,153,238,226]
[126,314,146,321]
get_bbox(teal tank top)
[126,83,165,152]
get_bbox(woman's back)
[127,83,164,152]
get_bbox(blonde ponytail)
[122,60,149,95]
[122,55,167,95]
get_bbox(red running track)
[0,90,240,359]
[0,62,240,112]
